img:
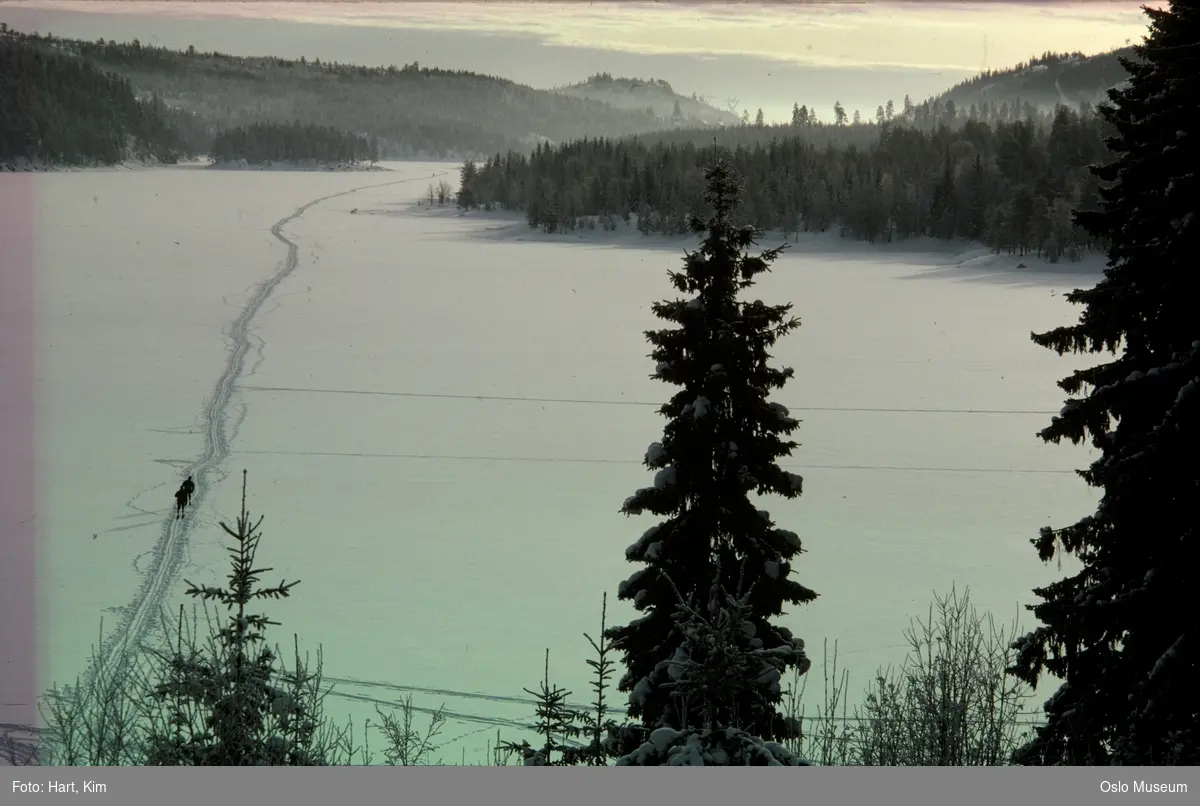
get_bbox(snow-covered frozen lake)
[25,160,1101,762]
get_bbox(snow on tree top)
[1147,361,1182,377]
[1174,378,1197,405]
[622,494,645,515]
[631,523,662,546]
[667,646,689,681]
[756,664,782,689]
[654,466,677,489]
[1149,633,1185,681]
[651,726,679,754]
[631,676,653,707]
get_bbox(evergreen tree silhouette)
[606,159,816,755]
[1012,0,1200,766]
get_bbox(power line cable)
[233,448,1079,475]
[324,674,1051,721]
[325,675,559,709]
[236,384,1063,416]
[321,677,1048,731]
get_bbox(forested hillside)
[615,81,1109,156]
[553,73,740,127]
[5,29,709,160]
[458,103,1113,261]
[4,23,1136,169]
[931,48,1136,115]
[0,28,195,167]
[210,121,380,167]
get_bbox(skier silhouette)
[174,475,195,519]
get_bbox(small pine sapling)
[141,471,340,765]
[371,696,447,765]
[500,650,582,766]
[562,592,624,766]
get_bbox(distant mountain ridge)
[930,47,1137,113]
[1,21,1145,168]
[1,28,726,161]
[552,73,741,127]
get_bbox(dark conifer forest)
[458,103,1115,260]
[210,122,380,167]
[1009,1,1200,765]
[932,48,1137,113]
[0,29,196,166]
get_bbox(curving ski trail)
[88,170,449,686]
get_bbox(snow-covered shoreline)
[0,157,392,173]
[0,156,180,172]
[3,154,1107,278]
[206,159,391,172]
[411,204,1109,277]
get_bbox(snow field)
[29,161,1101,761]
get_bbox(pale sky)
[0,1,1155,122]
[4,1,1151,71]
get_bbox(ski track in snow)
[86,168,449,689]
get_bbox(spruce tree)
[1011,0,1199,766]
[615,564,809,766]
[457,159,477,209]
[833,101,847,127]
[606,160,817,755]
[499,650,581,766]
[143,472,328,765]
